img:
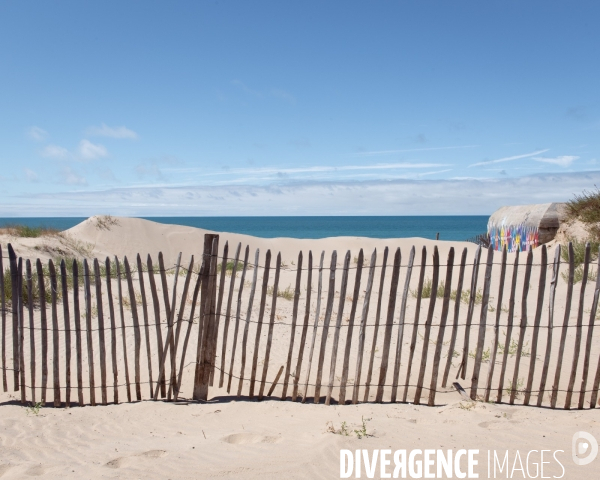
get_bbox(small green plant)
[217,260,253,276]
[497,335,530,358]
[267,284,295,301]
[0,224,59,238]
[94,215,120,231]
[354,416,372,439]
[326,417,372,439]
[326,420,350,436]
[468,347,491,363]
[25,401,43,416]
[561,265,597,284]
[505,378,525,399]
[458,401,476,411]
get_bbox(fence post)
[193,234,219,401]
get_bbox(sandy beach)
[0,216,598,479]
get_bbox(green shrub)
[1,224,59,238]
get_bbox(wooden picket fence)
[2,234,600,410]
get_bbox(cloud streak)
[355,145,478,156]
[12,170,600,217]
[533,155,579,167]
[469,149,549,167]
[78,140,108,160]
[27,126,49,142]
[86,123,138,139]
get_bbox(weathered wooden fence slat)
[402,246,426,403]
[93,259,108,406]
[364,247,389,402]
[376,248,401,404]
[338,249,363,405]
[325,250,351,406]
[83,260,95,406]
[115,257,132,403]
[169,255,194,399]
[136,254,154,398]
[227,245,250,393]
[219,242,241,388]
[209,242,228,387]
[428,247,454,406]
[17,258,25,404]
[302,250,324,403]
[60,260,72,407]
[564,243,591,409]
[537,245,560,407]
[414,247,439,405]
[292,250,313,402]
[496,249,520,403]
[510,248,533,405]
[26,260,36,403]
[249,250,271,399]
[580,247,600,409]
[175,259,203,401]
[484,246,507,402]
[281,251,303,400]
[551,242,575,408]
[146,255,165,397]
[8,245,18,392]
[470,246,494,400]
[105,257,118,404]
[49,260,61,406]
[259,252,281,400]
[35,259,48,405]
[198,239,220,398]
[124,257,142,401]
[352,248,376,405]
[442,248,468,388]
[458,246,482,381]
[523,246,547,406]
[313,250,337,404]
[391,246,415,403]
[268,365,284,397]
[237,248,260,397]
[158,252,178,397]
[153,253,182,400]
[0,246,6,392]
[72,260,84,406]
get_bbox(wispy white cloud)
[355,145,478,156]
[17,170,600,217]
[24,168,39,182]
[78,139,108,160]
[86,123,138,139]
[167,162,451,177]
[27,126,49,142]
[231,79,262,97]
[41,144,70,159]
[532,155,579,167]
[59,166,86,185]
[271,89,296,104]
[469,149,549,167]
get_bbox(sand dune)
[0,216,598,479]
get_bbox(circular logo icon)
[572,432,598,466]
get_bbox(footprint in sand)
[105,450,167,469]
[221,433,282,445]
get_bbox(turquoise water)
[0,216,488,241]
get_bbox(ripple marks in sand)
[105,450,167,469]
[221,433,282,445]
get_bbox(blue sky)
[1,1,599,216]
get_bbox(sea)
[0,216,488,241]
